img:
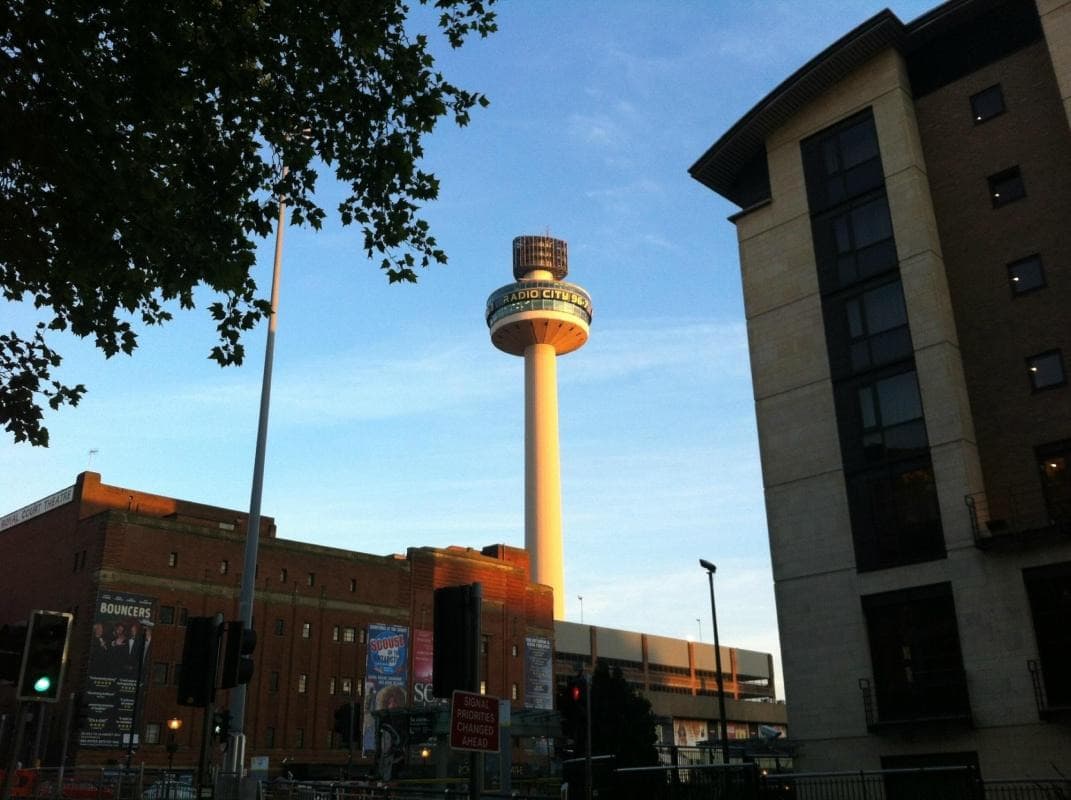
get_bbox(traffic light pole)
[227,159,289,776]
[56,693,77,799]
[583,672,592,800]
[125,630,147,769]
[468,584,482,800]
[0,702,28,800]
[197,702,214,798]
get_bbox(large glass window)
[843,280,912,373]
[1024,562,1071,708]
[858,371,928,463]
[862,583,969,722]
[849,462,945,571]
[803,112,884,212]
[813,195,898,291]
[804,109,943,574]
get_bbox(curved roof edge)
[688,9,905,206]
[689,0,1005,206]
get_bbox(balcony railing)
[859,668,972,731]
[965,483,1070,550]
[1028,659,1071,721]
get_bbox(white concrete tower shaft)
[525,340,564,614]
[486,236,592,619]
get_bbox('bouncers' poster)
[80,591,155,748]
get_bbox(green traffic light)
[33,675,52,693]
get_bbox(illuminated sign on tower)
[486,236,592,619]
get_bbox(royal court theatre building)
[0,472,558,775]
[0,472,784,775]
[691,0,1070,778]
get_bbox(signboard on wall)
[524,636,553,710]
[449,690,500,753]
[363,623,409,753]
[412,629,435,705]
[80,591,155,749]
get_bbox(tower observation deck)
[486,236,592,620]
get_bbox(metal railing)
[859,670,971,730]
[6,766,1070,800]
[965,484,1070,548]
[1028,659,1071,721]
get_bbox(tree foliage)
[558,661,660,769]
[0,0,496,445]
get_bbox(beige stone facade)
[692,0,1071,777]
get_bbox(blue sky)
[2,1,938,699]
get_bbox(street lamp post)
[166,717,182,771]
[231,132,308,771]
[699,559,730,765]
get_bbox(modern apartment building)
[690,0,1070,776]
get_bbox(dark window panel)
[988,166,1026,207]
[970,84,1005,123]
[1008,254,1046,295]
[802,111,885,214]
[1027,350,1065,391]
[1037,441,1071,526]
[1024,561,1071,707]
[849,461,946,571]
[862,583,968,721]
[815,195,899,292]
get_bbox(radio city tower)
[486,236,592,619]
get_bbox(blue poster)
[363,623,409,753]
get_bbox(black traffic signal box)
[17,611,73,703]
[219,620,256,689]
[432,584,480,697]
[177,616,221,707]
[0,623,27,683]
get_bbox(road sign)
[449,691,500,753]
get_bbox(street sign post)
[449,691,499,753]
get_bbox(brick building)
[0,472,554,774]
[1,472,785,774]
[690,0,1071,776]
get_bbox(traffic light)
[219,620,256,689]
[559,671,589,754]
[212,709,232,740]
[0,623,27,683]
[177,616,222,707]
[567,673,587,709]
[333,702,359,747]
[17,611,73,702]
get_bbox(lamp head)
[699,558,717,574]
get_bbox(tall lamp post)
[230,133,308,771]
[699,559,730,764]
